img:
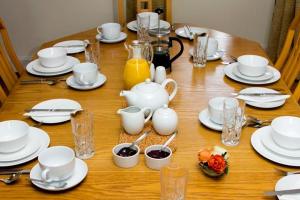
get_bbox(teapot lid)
[132,79,162,93]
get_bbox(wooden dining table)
[0,24,299,200]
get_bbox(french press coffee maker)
[149,8,184,71]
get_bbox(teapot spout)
[120,90,137,106]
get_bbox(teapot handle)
[161,79,178,102]
[141,107,153,123]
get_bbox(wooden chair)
[272,12,300,102]
[117,0,172,27]
[0,17,24,105]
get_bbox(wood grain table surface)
[0,24,299,199]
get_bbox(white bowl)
[237,55,268,77]
[208,97,226,125]
[271,116,300,150]
[112,143,140,168]
[144,145,172,170]
[0,120,29,153]
[38,47,67,68]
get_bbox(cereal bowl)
[0,120,29,153]
[237,55,268,77]
[38,47,67,68]
[271,116,300,150]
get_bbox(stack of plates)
[0,127,50,167]
[251,126,300,167]
[224,63,281,85]
[26,56,80,77]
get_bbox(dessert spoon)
[118,131,150,155]
[161,131,177,151]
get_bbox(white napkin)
[23,112,71,117]
[236,95,290,103]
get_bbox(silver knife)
[232,92,288,96]
[264,188,300,196]
[24,108,82,112]
[0,169,30,175]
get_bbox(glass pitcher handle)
[144,42,153,64]
[169,37,184,64]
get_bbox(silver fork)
[274,168,300,176]
[186,25,193,40]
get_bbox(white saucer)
[251,126,300,166]
[275,174,300,200]
[239,87,286,109]
[0,127,50,167]
[54,40,87,54]
[189,48,223,61]
[232,65,274,81]
[175,27,208,39]
[29,99,82,124]
[127,20,170,32]
[66,73,107,90]
[26,57,80,77]
[30,158,88,191]
[261,126,300,158]
[198,108,223,132]
[0,129,40,162]
[96,32,127,43]
[32,56,75,73]
[224,63,281,85]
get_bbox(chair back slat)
[281,34,300,88]
[293,81,300,102]
[0,18,24,76]
[117,0,172,26]
[0,44,18,89]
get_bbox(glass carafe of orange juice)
[124,40,153,89]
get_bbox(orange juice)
[123,58,150,89]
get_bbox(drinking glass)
[85,39,100,67]
[137,14,150,42]
[222,98,245,146]
[160,163,188,200]
[193,33,208,67]
[71,111,95,159]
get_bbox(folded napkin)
[236,95,290,103]
[23,112,71,117]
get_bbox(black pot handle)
[169,37,184,64]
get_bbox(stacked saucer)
[251,116,300,167]
[26,47,80,76]
[224,55,281,85]
[0,120,50,167]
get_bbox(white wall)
[0,0,114,62]
[0,0,274,63]
[173,0,275,49]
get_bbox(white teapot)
[120,78,177,111]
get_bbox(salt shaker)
[154,66,166,84]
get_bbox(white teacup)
[207,38,218,57]
[208,97,226,124]
[137,12,158,28]
[38,146,75,181]
[97,23,121,40]
[73,63,98,85]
